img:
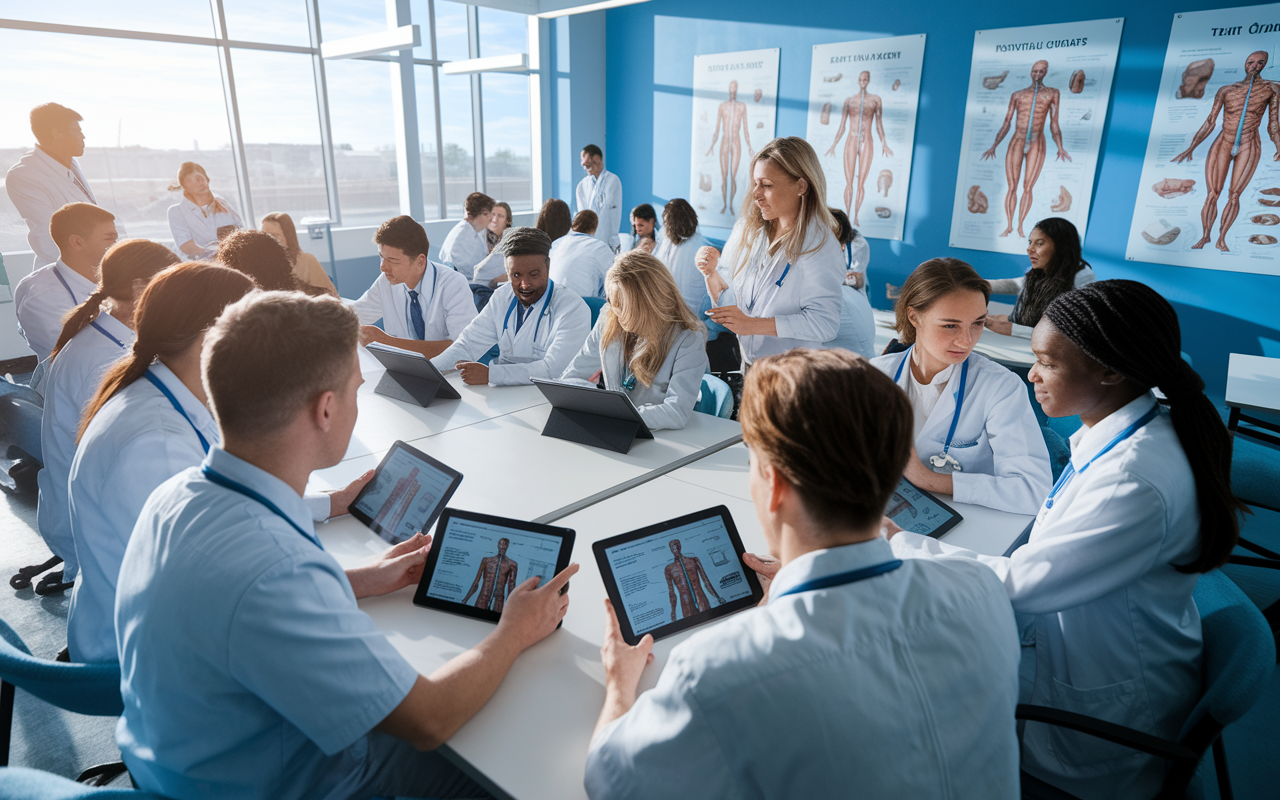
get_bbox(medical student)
[486,200,512,250]
[549,210,616,299]
[260,212,339,296]
[586,349,1020,799]
[352,215,477,359]
[985,217,1096,338]
[560,251,707,430]
[576,144,623,250]
[66,263,362,664]
[472,200,573,302]
[888,280,1245,799]
[696,137,844,368]
[438,191,495,275]
[5,103,105,269]
[652,198,709,316]
[822,208,875,358]
[36,240,178,594]
[870,258,1051,515]
[114,290,577,799]
[627,203,657,252]
[431,227,590,386]
[215,229,305,292]
[14,202,118,368]
[166,162,243,260]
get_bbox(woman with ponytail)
[886,279,1244,799]
[36,239,179,593]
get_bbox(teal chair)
[1017,570,1275,799]
[583,296,606,328]
[0,767,163,798]
[0,618,126,785]
[696,375,733,419]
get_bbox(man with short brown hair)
[439,191,496,276]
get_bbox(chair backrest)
[583,296,606,328]
[1040,425,1071,482]
[697,374,733,419]
[0,619,122,717]
[0,766,163,799]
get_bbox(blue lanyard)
[403,265,439,339]
[746,260,791,313]
[52,265,80,304]
[90,320,126,349]
[1044,405,1159,510]
[143,370,211,454]
[774,560,903,600]
[894,346,970,460]
[202,466,323,550]
[502,280,555,340]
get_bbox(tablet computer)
[366,342,461,405]
[530,378,654,453]
[349,440,463,544]
[593,506,764,645]
[886,477,963,539]
[413,509,576,624]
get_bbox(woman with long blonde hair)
[696,136,844,367]
[166,161,244,259]
[559,251,708,430]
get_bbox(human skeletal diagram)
[825,71,893,226]
[705,80,756,216]
[663,539,722,621]
[462,538,519,612]
[1171,51,1280,252]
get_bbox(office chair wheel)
[8,456,41,496]
[34,570,74,596]
[10,555,62,590]
[77,761,129,786]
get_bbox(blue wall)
[603,0,1280,397]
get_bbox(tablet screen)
[350,441,462,544]
[886,477,963,538]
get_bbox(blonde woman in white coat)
[560,251,708,430]
[870,257,1051,515]
[695,137,844,366]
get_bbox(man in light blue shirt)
[586,349,1022,799]
[115,290,578,800]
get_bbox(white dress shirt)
[166,195,243,259]
[585,537,1021,800]
[714,221,845,364]
[437,219,491,276]
[471,250,506,286]
[430,282,591,386]
[351,262,477,342]
[871,350,1052,514]
[653,231,710,315]
[559,314,707,430]
[549,231,616,299]
[13,260,97,364]
[575,170,623,249]
[891,393,1201,799]
[989,264,1097,338]
[4,146,97,268]
[36,313,133,584]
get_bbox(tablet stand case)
[541,407,652,454]
[375,370,449,407]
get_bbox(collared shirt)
[891,393,1201,799]
[4,146,98,268]
[575,170,623,249]
[586,537,1021,800]
[166,194,243,258]
[116,447,419,800]
[549,231,616,299]
[437,219,491,275]
[653,231,710,316]
[351,261,477,342]
[13,260,97,363]
[36,312,133,584]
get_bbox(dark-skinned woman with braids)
[885,279,1245,799]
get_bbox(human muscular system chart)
[664,539,723,621]
[462,538,519,612]
[705,80,755,216]
[826,71,893,226]
[982,60,1071,238]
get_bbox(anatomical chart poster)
[949,18,1124,255]
[1125,5,1280,276]
[805,34,926,241]
[690,49,780,230]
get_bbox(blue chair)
[696,374,733,419]
[583,296,606,328]
[0,618,126,784]
[1040,425,1071,483]
[1017,570,1275,799]
[0,767,163,798]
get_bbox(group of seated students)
[7,130,1244,800]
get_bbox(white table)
[1224,355,1280,511]
[872,308,1036,369]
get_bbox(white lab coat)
[166,195,243,259]
[13,260,97,364]
[36,313,133,584]
[714,221,844,364]
[430,282,591,386]
[549,231,616,299]
[653,231,710,316]
[4,146,98,268]
[437,219,490,276]
[871,350,1052,515]
[559,314,708,430]
[575,170,623,249]
[891,393,1201,800]
[989,264,1097,338]
[825,285,876,358]
[845,234,871,294]
[471,250,506,286]
[351,262,477,342]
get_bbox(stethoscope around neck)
[894,345,971,473]
[502,280,556,340]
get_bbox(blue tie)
[408,289,426,340]
[514,303,528,332]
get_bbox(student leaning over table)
[586,348,1021,799]
[115,290,577,799]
